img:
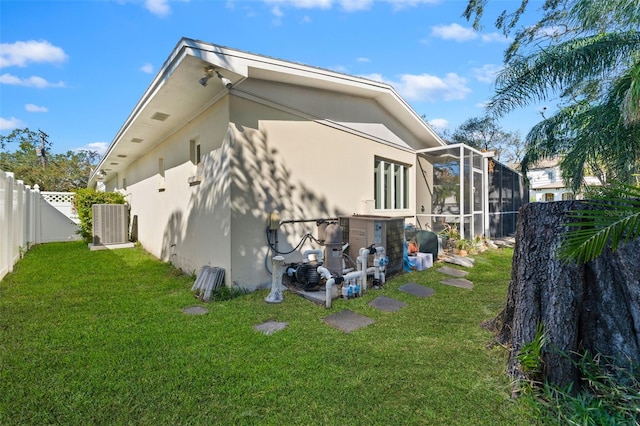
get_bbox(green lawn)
[0,242,537,425]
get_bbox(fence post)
[4,172,15,273]
[16,179,25,253]
[33,184,41,245]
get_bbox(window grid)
[375,158,409,210]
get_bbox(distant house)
[88,38,523,290]
[526,158,600,202]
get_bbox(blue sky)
[1,0,546,156]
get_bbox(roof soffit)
[90,38,445,185]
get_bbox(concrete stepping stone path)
[254,320,289,335]
[182,306,209,315]
[323,309,375,333]
[368,296,407,312]
[437,266,469,278]
[398,282,436,298]
[440,278,474,289]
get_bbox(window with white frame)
[374,158,409,210]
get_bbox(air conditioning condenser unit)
[92,204,128,245]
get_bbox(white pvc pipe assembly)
[374,246,386,286]
[358,247,369,292]
[317,266,334,309]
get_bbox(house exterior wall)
[100,81,439,290]
[226,91,419,289]
[104,97,233,277]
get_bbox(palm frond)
[489,31,640,116]
[560,185,640,263]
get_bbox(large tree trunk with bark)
[494,201,640,387]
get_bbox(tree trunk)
[494,201,640,387]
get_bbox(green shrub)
[73,188,126,242]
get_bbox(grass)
[0,242,537,425]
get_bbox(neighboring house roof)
[89,37,446,186]
[531,182,568,190]
[528,158,561,169]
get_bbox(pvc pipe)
[359,247,369,292]
[317,266,334,308]
[343,270,363,296]
[373,247,387,286]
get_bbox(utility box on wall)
[339,215,405,277]
[92,204,129,245]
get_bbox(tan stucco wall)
[112,98,233,279]
[237,79,432,150]
[106,82,437,290]
[227,94,418,289]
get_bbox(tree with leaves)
[465,0,640,191]
[450,116,524,164]
[0,128,99,191]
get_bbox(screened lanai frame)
[414,144,494,240]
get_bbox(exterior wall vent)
[92,204,128,245]
[151,112,170,122]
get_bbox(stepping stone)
[182,306,209,315]
[254,320,289,335]
[437,266,469,278]
[441,278,474,289]
[398,282,436,298]
[443,254,475,268]
[323,310,375,333]
[369,296,407,312]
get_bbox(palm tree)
[465,0,640,262]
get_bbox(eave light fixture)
[199,66,233,89]
[199,66,215,86]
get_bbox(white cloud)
[398,72,471,102]
[0,73,65,88]
[140,63,154,74]
[481,32,510,43]
[428,118,449,131]
[263,0,437,14]
[25,104,48,112]
[0,40,68,68]
[537,26,564,38]
[145,0,171,16]
[339,0,373,11]
[472,64,501,83]
[265,0,332,10]
[75,142,109,156]
[357,57,370,63]
[361,71,471,102]
[431,23,508,43]
[360,73,385,83]
[272,5,284,17]
[431,23,477,42]
[300,15,312,23]
[386,0,439,11]
[0,117,25,131]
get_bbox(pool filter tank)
[323,222,343,276]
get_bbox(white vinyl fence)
[0,170,81,281]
